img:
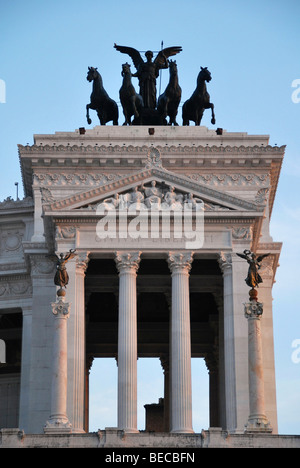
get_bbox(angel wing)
[114,44,144,70]
[154,46,182,67]
[236,252,249,260]
[256,253,270,263]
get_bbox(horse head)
[87,66,99,82]
[198,66,212,83]
[168,60,178,75]
[121,62,131,77]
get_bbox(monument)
[0,45,299,448]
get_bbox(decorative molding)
[18,143,286,156]
[34,172,125,187]
[255,188,269,205]
[187,173,270,187]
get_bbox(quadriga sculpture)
[157,60,182,126]
[86,66,118,126]
[119,63,144,125]
[182,66,216,126]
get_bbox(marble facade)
[1,125,297,448]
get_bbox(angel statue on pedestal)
[46,249,77,294]
[237,250,270,290]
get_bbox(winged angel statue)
[47,249,77,289]
[236,250,270,289]
[114,43,182,109]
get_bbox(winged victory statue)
[114,43,182,110]
[236,250,270,289]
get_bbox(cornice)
[18,142,285,157]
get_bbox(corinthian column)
[244,300,272,432]
[167,251,194,433]
[115,251,141,433]
[44,297,72,433]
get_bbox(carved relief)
[56,226,77,239]
[0,276,32,298]
[33,172,125,187]
[30,255,56,275]
[0,228,24,260]
[231,226,253,241]
[187,173,269,187]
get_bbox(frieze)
[33,172,125,187]
[0,276,32,298]
[187,173,269,186]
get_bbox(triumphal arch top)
[0,123,284,442]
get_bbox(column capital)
[167,251,193,275]
[75,251,90,274]
[51,298,70,319]
[115,251,141,274]
[217,251,232,274]
[244,300,263,320]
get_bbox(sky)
[0,0,300,435]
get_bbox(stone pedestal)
[115,251,141,433]
[244,298,272,433]
[44,296,72,433]
[168,251,194,434]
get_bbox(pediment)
[43,166,264,215]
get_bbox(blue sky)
[0,0,300,434]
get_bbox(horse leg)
[86,104,92,125]
[208,103,216,124]
[122,106,129,125]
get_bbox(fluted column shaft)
[44,297,71,433]
[115,251,141,433]
[168,251,194,433]
[244,301,272,432]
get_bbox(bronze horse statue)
[182,67,216,126]
[86,67,118,126]
[157,60,182,126]
[119,63,144,125]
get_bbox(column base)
[244,414,272,433]
[171,428,194,434]
[120,428,140,434]
[44,416,72,434]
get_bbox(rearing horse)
[86,67,118,126]
[182,67,216,126]
[119,63,143,125]
[157,60,182,126]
